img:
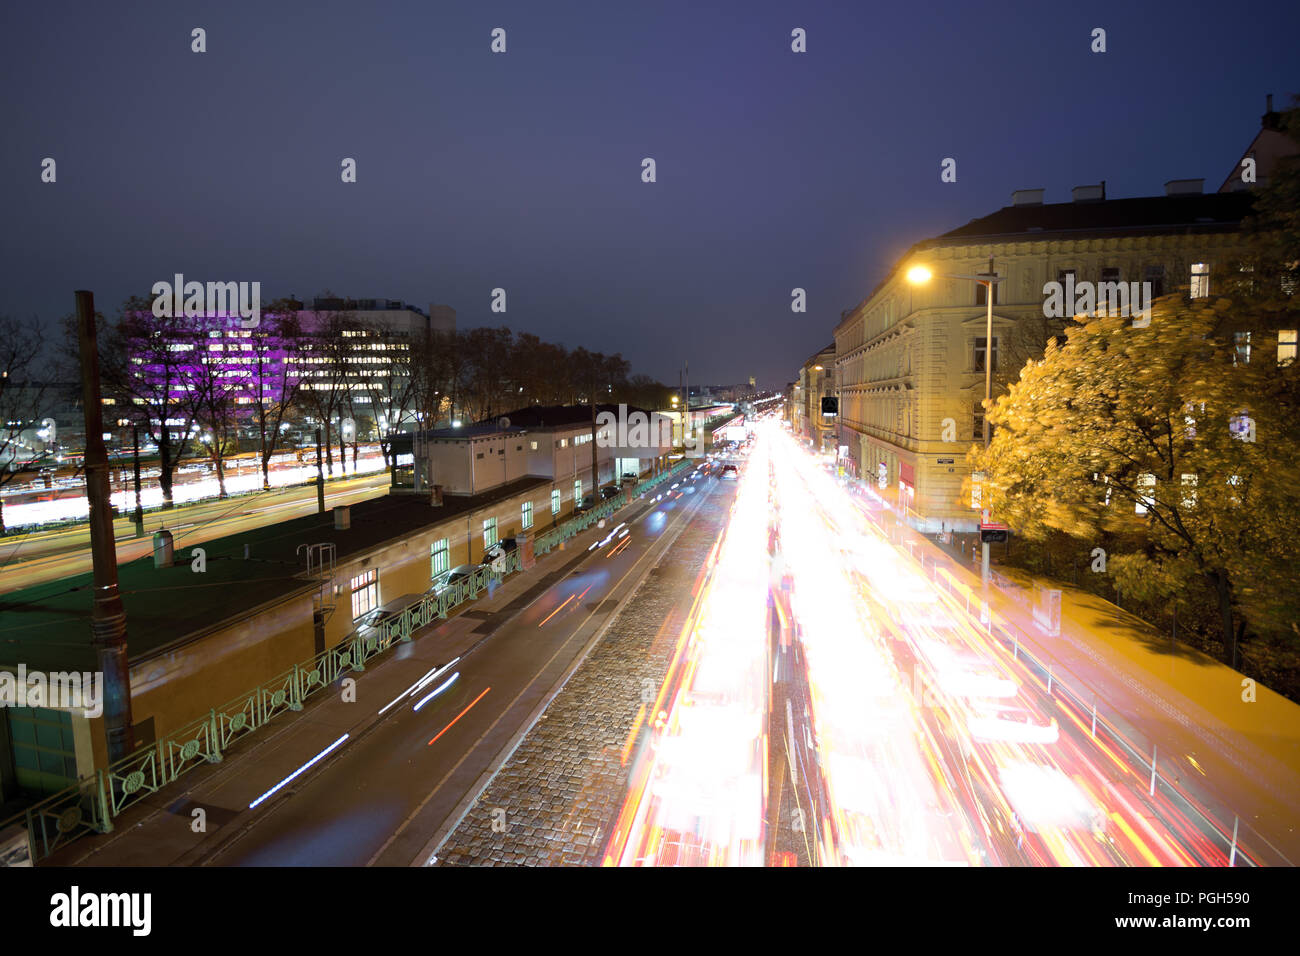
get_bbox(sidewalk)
[864,486,1300,864]
[49,510,626,866]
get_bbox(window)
[574,479,582,502]
[974,274,1001,306]
[560,438,568,448]
[351,568,378,620]
[1099,268,1122,313]
[475,452,485,460]
[1144,265,1165,299]
[1279,330,1297,365]
[430,538,449,578]
[522,501,533,530]
[973,336,998,373]
[8,708,78,794]
[1135,474,1156,515]
[483,517,498,549]
[1233,331,1251,365]
[973,408,986,441]
[531,441,539,451]
[1191,262,1210,298]
[551,489,561,515]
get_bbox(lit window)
[551,489,561,515]
[1190,263,1210,298]
[483,517,498,549]
[1234,331,1251,365]
[1135,474,1156,515]
[1279,329,1297,365]
[430,539,449,578]
[350,569,378,620]
[530,441,538,451]
[574,479,582,502]
[522,501,533,530]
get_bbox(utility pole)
[315,426,325,513]
[76,290,134,764]
[131,425,143,535]
[981,256,995,587]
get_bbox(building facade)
[834,182,1255,533]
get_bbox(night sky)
[3,0,1296,387]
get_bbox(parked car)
[600,485,621,501]
[576,494,598,513]
[429,564,478,598]
[355,593,426,636]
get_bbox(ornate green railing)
[0,458,694,865]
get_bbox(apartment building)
[792,343,836,452]
[833,182,1255,533]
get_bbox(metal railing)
[1,459,694,865]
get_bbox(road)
[175,468,716,866]
[603,422,1270,865]
[0,474,389,594]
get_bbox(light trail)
[607,438,772,866]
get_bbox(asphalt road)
[191,472,716,866]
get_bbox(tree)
[185,314,250,498]
[245,302,306,490]
[296,308,354,477]
[98,295,204,509]
[967,297,1300,666]
[0,316,51,534]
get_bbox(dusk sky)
[3,0,1297,386]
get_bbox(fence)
[0,458,694,865]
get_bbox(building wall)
[109,481,558,755]
[834,231,1250,532]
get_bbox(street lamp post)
[907,258,1002,585]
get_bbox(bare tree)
[98,295,203,509]
[245,301,306,490]
[0,316,51,533]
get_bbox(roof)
[0,477,548,671]
[932,192,1254,244]
[834,191,1257,335]
[486,404,657,430]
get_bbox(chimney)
[1071,183,1105,202]
[1011,188,1045,206]
[1164,178,1204,196]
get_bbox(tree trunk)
[323,423,333,476]
[261,451,271,491]
[1212,570,1237,666]
[159,445,176,509]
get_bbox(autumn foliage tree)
[967,297,1300,667]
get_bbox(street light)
[908,256,1004,584]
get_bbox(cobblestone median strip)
[433,487,726,866]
